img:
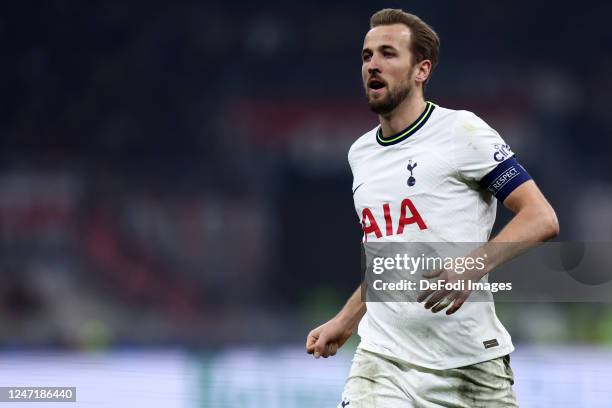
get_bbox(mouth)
[368,77,387,91]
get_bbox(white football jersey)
[348,101,525,369]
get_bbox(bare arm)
[335,285,367,329]
[478,180,559,273]
[306,285,366,358]
[419,180,559,314]
[495,180,559,241]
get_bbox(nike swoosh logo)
[352,182,364,195]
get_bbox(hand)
[416,268,481,315]
[306,317,355,359]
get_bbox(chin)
[368,101,394,115]
[368,94,386,105]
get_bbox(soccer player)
[305,9,559,407]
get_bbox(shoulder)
[449,108,496,137]
[447,108,509,172]
[419,104,493,140]
[428,103,494,132]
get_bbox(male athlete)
[305,9,559,407]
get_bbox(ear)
[414,60,432,85]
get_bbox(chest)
[352,143,455,206]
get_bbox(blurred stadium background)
[1,0,612,406]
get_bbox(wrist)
[335,312,355,329]
[469,266,487,281]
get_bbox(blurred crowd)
[1,0,612,348]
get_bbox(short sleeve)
[453,111,531,201]
[452,111,513,182]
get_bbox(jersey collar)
[376,101,436,146]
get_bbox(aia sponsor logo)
[361,198,427,241]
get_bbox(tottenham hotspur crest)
[407,160,417,187]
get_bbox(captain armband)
[478,156,532,202]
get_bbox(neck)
[379,92,426,138]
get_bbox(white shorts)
[338,348,518,408]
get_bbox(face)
[362,24,417,115]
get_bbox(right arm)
[305,285,366,358]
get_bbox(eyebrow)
[362,44,398,56]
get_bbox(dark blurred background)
[2,0,612,384]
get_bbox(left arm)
[418,180,559,314]
[494,180,559,242]
[481,179,559,270]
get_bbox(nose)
[367,54,382,75]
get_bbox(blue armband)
[479,156,532,202]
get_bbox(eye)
[362,53,371,62]
[383,51,395,58]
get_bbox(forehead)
[363,24,412,50]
